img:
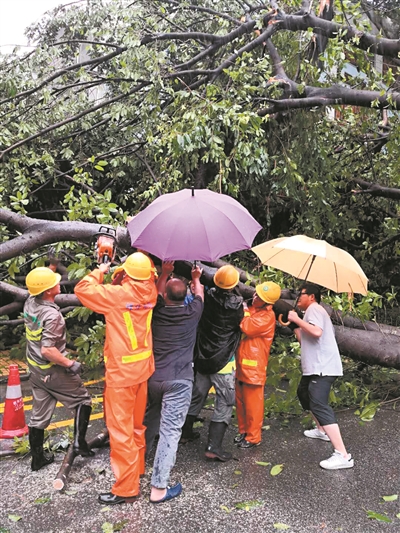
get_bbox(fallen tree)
[1,210,399,369]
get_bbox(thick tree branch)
[275,12,400,59]
[352,177,400,200]
[258,83,400,115]
[0,210,131,261]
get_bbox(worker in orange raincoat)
[234,281,281,449]
[74,252,157,505]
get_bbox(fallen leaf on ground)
[220,505,233,513]
[382,494,398,502]
[34,497,51,505]
[113,519,129,531]
[8,516,21,523]
[235,500,264,511]
[270,464,284,476]
[366,510,392,523]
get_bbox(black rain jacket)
[195,287,244,375]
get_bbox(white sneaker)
[304,428,330,442]
[320,450,354,470]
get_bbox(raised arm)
[156,261,174,295]
[191,265,204,301]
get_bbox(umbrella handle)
[278,314,291,327]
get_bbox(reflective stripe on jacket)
[23,296,67,370]
[236,306,276,385]
[74,269,157,388]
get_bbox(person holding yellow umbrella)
[252,235,368,469]
[288,283,354,470]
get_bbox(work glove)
[69,361,83,375]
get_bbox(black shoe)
[180,415,200,444]
[29,427,55,471]
[180,431,200,444]
[233,433,246,444]
[31,450,55,471]
[98,492,139,505]
[204,421,233,462]
[73,404,95,457]
[238,439,261,449]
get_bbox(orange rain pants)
[235,380,265,444]
[105,381,148,497]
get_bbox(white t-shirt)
[300,302,343,376]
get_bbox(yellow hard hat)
[255,281,281,304]
[122,252,152,280]
[213,265,240,290]
[26,267,61,296]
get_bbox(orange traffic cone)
[0,364,28,439]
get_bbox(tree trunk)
[1,211,399,369]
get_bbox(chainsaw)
[94,226,117,264]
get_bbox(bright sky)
[0,0,75,53]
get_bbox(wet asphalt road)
[1,399,400,533]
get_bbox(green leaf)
[94,165,105,171]
[0,528,10,533]
[366,510,392,523]
[34,496,51,504]
[255,461,271,467]
[234,500,264,511]
[97,160,109,166]
[102,523,114,533]
[270,464,284,476]
[234,470,242,475]
[382,494,398,502]
[273,524,291,530]
[220,505,233,513]
[262,425,270,431]
[114,519,129,531]
[8,515,21,523]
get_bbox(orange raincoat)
[75,269,157,496]
[235,306,276,444]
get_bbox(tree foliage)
[0,0,399,348]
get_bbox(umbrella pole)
[293,254,317,307]
[281,255,317,325]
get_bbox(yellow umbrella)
[252,235,368,295]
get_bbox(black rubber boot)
[28,427,54,471]
[180,415,200,444]
[73,404,95,457]
[204,421,232,462]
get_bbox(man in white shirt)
[288,283,353,470]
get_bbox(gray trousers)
[187,371,235,425]
[145,379,193,489]
[29,365,92,429]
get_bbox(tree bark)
[1,213,399,369]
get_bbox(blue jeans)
[145,379,193,488]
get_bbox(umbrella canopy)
[252,235,368,295]
[127,188,262,261]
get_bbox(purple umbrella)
[127,188,262,261]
